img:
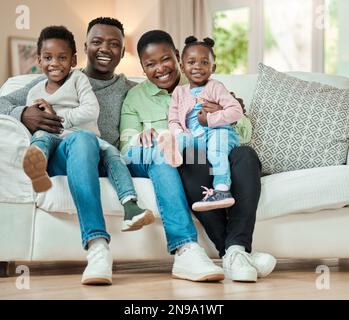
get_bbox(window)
[324,0,349,76]
[213,8,249,74]
[263,0,313,72]
[208,0,349,76]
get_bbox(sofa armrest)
[0,115,34,203]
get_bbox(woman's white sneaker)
[250,252,277,278]
[172,243,224,282]
[81,240,113,285]
[223,247,257,282]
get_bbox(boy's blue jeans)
[124,146,198,253]
[31,130,137,249]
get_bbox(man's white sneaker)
[250,252,277,278]
[223,247,257,282]
[81,241,113,285]
[172,243,224,282]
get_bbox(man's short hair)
[87,17,124,36]
[37,25,77,55]
[137,30,176,57]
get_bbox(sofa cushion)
[0,74,42,96]
[257,165,349,220]
[0,116,33,203]
[211,74,258,113]
[36,176,160,217]
[287,71,349,89]
[249,63,349,175]
[36,166,349,221]
[211,72,349,114]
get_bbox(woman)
[120,30,276,282]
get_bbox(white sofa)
[1,72,349,267]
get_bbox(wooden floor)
[1,259,349,300]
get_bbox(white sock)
[121,195,137,205]
[227,245,245,253]
[177,242,198,254]
[215,184,229,191]
[88,238,108,250]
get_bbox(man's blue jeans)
[124,146,198,253]
[32,130,138,249]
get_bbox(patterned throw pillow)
[249,64,349,175]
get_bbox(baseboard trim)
[0,262,15,277]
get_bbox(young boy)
[159,36,243,212]
[23,25,154,233]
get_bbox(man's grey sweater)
[0,72,136,147]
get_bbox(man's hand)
[198,98,222,113]
[197,108,208,126]
[137,128,158,148]
[21,105,64,134]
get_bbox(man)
[0,17,225,285]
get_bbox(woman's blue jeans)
[124,145,198,253]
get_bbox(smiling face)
[84,24,125,80]
[181,44,216,88]
[140,42,181,93]
[38,38,76,87]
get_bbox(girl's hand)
[197,108,208,126]
[199,98,223,113]
[138,128,158,148]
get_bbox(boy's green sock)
[123,200,145,221]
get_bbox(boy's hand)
[33,99,56,115]
[197,108,208,126]
[198,98,222,113]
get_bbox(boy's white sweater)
[26,69,100,137]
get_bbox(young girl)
[159,36,243,212]
[23,25,154,232]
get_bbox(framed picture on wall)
[9,37,41,76]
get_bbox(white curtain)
[160,0,211,52]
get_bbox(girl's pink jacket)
[168,79,243,134]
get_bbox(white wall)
[115,0,161,77]
[0,0,163,84]
[0,0,116,86]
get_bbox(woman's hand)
[230,92,246,114]
[197,108,208,126]
[198,98,222,113]
[137,128,158,148]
